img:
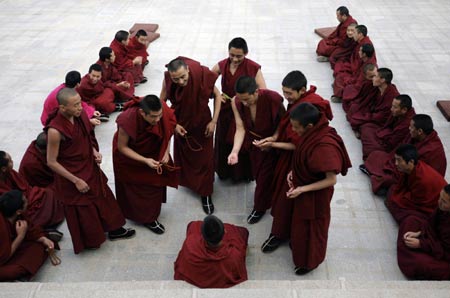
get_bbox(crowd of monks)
[1,5,449,285]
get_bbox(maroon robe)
[96,60,134,101]
[76,74,115,114]
[347,83,400,131]
[0,214,47,281]
[110,39,144,84]
[290,114,351,269]
[127,36,149,69]
[113,100,179,224]
[214,57,260,182]
[397,210,450,280]
[46,110,125,254]
[174,221,249,288]
[235,89,284,212]
[387,161,447,223]
[365,130,447,193]
[360,108,416,160]
[316,15,357,57]
[0,170,63,228]
[329,37,357,69]
[19,141,54,188]
[163,57,218,196]
[343,80,378,114]
[333,36,375,76]
[270,87,333,239]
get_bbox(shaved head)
[56,87,79,105]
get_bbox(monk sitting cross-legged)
[127,30,149,70]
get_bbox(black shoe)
[45,229,64,243]
[294,267,312,275]
[201,196,214,214]
[144,220,165,235]
[376,187,389,197]
[140,76,148,84]
[108,227,136,241]
[98,113,110,122]
[261,235,283,253]
[144,61,149,66]
[247,210,265,224]
[359,164,371,176]
[114,103,124,112]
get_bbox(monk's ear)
[305,123,314,130]
[0,166,6,174]
[299,87,307,95]
[417,128,424,136]
[138,108,146,117]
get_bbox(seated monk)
[362,114,447,195]
[316,6,357,62]
[110,30,147,85]
[329,23,358,69]
[77,64,121,115]
[386,144,447,223]
[19,132,54,188]
[397,184,450,280]
[127,29,149,70]
[97,47,135,102]
[0,151,64,230]
[40,71,100,126]
[342,63,377,113]
[0,190,55,282]
[347,67,400,135]
[174,215,249,288]
[332,43,376,102]
[360,94,416,160]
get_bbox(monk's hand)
[227,152,239,165]
[90,118,101,126]
[39,236,55,250]
[286,186,304,199]
[146,158,160,169]
[75,178,90,193]
[205,121,216,137]
[287,171,294,188]
[93,111,101,117]
[175,124,187,137]
[15,220,28,238]
[160,152,170,164]
[93,151,102,164]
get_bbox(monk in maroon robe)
[363,114,447,195]
[211,37,266,182]
[316,6,357,61]
[0,151,63,229]
[97,47,135,102]
[174,215,249,288]
[386,144,447,223]
[329,23,358,69]
[360,95,416,160]
[46,88,135,254]
[160,57,221,214]
[0,190,55,281]
[397,185,450,280]
[127,30,149,70]
[341,63,377,112]
[110,30,146,85]
[347,68,400,135]
[113,95,179,234]
[76,64,117,114]
[259,71,333,252]
[19,133,54,188]
[228,76,285,224]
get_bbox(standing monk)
[316,6,357,62]
[284,103,351,275]
[211,37,266,182]
[227,76,285,224]
[46,88,135,254]
[113,95,179,234]
[160,57,221,214]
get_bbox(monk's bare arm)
[9,220,27,258]
[205,86,222,137]
[255,69,267,89]
[46,128,89,192]
[228,98,246,164]
[287,171,337,199]
[211,63,221,75]
[117,127,160,169]
[159,80,167,101]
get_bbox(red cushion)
[129,23,159,34]
[314,27,336,39]
[437,100,450,121]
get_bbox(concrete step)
[2,280,450,298]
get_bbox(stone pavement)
[0,0,449,288]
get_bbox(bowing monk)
[0,190,55,282]
[97,47,135,102]
[46,88,135,254]
[316,6,357,62]
[397,185,450,280]
[211,37,266,182]
[227,76,285,224]
[40,71,100,126]
[77,64,121,115]
[0,151,63,230]
[342,63,377,113]
[329,23,358,69]
[386,144,447,223]
[19,132,53,188]
[160,57,221,214]
[362,114,447,196]
[360,94,415,160]
[271,103,351,275]
[174,215,249,288]
[127,30,149,70]
[110,30,146,85]
[113,95,179,234]
[260,71,333,252]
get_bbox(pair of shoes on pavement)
[45,229,64,243]
[261,234,284,253]
[201,196,214,214]
[330,95,342,103]
[108,227,136,241]
[98,113,109,122]
[144,220,165,235]
[247,209,265,224]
